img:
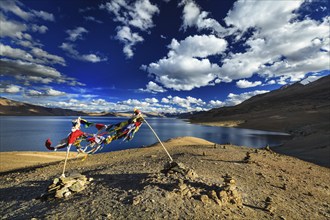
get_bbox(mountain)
[0,97,165,117]
[188,75,330,167]
[0,97,88,116]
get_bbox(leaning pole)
[141,116,173,162]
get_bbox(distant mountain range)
[0,98,90,116]
[189,75,330,133]
[0,97,165,117]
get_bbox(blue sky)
[1,0,329,113]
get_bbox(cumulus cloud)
[219,0,330,83]
[236,79,262,88]
[169,35,227,58]
[100,0,159,58]
[145,35,227,91]
[139,81,167,93]
[224,90,269,106]
[180,0,226,35]
[116,26,144,58]
[208,100,224,108]
[0,84,21,93]
[144,0,329,92]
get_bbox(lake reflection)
[0,116,291,152]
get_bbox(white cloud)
[26,88,66,97]
[116,26,144,58]
[0,43,66,66]
[224,90,269,106]
[146,35,227,91]
[60,43,107,63]
[128,0,159,30]
[145,97,159,103]
[46,88,66,96]
[84,16,103,24]
[139,81,167,93]
[0,13,27,39]
[236,79,262,88]
[217,1,330,84]
[180,0,226,34]
[208,100,224,108]
[31,24,48,34]
[169,35,227,58]
[66,27,88,42]
[225,1,302,34]
[27,89,43,96]
[0,1,54,21]
[32,10,55,21]
[0,0,32,20]
[1,84,21,93]
[299,75,324,85]
[161,97,170,103]
[0,58,62,78]
[100,0,159,58]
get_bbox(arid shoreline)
[192,120,330,168]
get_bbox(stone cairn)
[243,152,252,163]
[149,162,243,208]
[264,196,275,213]
[40,173,93,199]
[220,174,243,207]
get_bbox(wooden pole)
[141,116,173,162]
[61,145,71,177]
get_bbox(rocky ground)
[1,137,329,219]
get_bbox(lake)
[0,116,291,152]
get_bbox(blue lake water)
[0,116,291,152]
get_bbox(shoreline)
[191,120,330,168]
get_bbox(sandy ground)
[0,136,329,219]
[0,152,83,173]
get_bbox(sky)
[0,0,329,114]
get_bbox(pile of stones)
[40,173,93,199]
[161,161,198,180]
[243,152,252,163]
[147,161,243,208]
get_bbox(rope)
[141,116,173,162]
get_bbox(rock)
[69,180,85,192]
[264,196,275,213]
[132,196,141,205]
[162,161,197,179]
[217,190,228,204]
[208,190,221,205]
[64,191,72,198]
[41,173,92,199]
[200,195,210,204]
[243,152,252,163]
